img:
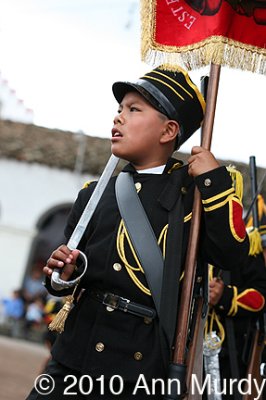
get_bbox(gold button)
[181,186,187,194]
[135,182,142,192]
[134,352,143,361]
[95,342,105,352]
[113,263,122,272]
[204,178,212,187]
[143,317,152,325]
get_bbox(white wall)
[0,224,35,297]
[0,158,95,297]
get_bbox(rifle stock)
[186,296,208,400]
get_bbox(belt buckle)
[103,293,120,310]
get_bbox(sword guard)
[51,250,88,291]
[203,331,222,356]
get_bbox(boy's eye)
[130,106,140,112]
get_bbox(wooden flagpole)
[169,63,221,400]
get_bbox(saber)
[203,331,222,400]
[51,154,120,290]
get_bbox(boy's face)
[111,91,170,169]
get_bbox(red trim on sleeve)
[238,290,265,311]
[232,200,246,240]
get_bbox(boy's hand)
[43,245,80,281]
[209,277,224,306]
[188,146,220,177]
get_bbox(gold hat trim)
[142,75,185,101]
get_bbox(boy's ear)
[160,120,179,145]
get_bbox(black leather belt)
[90,289,156,320]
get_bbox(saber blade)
[51,154,120,290]
[203,331,222,400]
[68,154,119,249]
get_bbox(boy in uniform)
[27,66,250,399]
[207,253,266,400]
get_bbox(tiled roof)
[0,120,112,174]
[1,119,265,209]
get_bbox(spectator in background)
[2,289,25,338]
[23,265,47,303]
[24,296,44,333]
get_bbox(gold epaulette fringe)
[226,165,243,202]
[82,180,93,189]
[247,227,263,256]
[246,194,266,230]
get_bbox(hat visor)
[112,81,140,104]
[112,81,163,114]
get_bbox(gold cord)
[116,219,168,295]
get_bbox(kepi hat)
[112,66,206,148]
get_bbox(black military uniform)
[40,157,249,397]
[206,254,266,400]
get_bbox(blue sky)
[0,0,266,168]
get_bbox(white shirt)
[136,165,165,174]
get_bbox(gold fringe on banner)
[140,0,266,75]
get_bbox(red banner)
[141,0,266,74]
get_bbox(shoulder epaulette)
[226,165,243,201]
[245,193,266,255]
[82,180,93,189]
[246,227,263,256]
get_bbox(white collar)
[137,165,165,174]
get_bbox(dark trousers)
[26,358,164,399]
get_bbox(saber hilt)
[50,250,88,291]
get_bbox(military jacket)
[209,254,266,381]
[47,158,249,381]
[213,254,266,318]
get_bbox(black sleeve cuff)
[195,166,233,200]
[215,285,234,315]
